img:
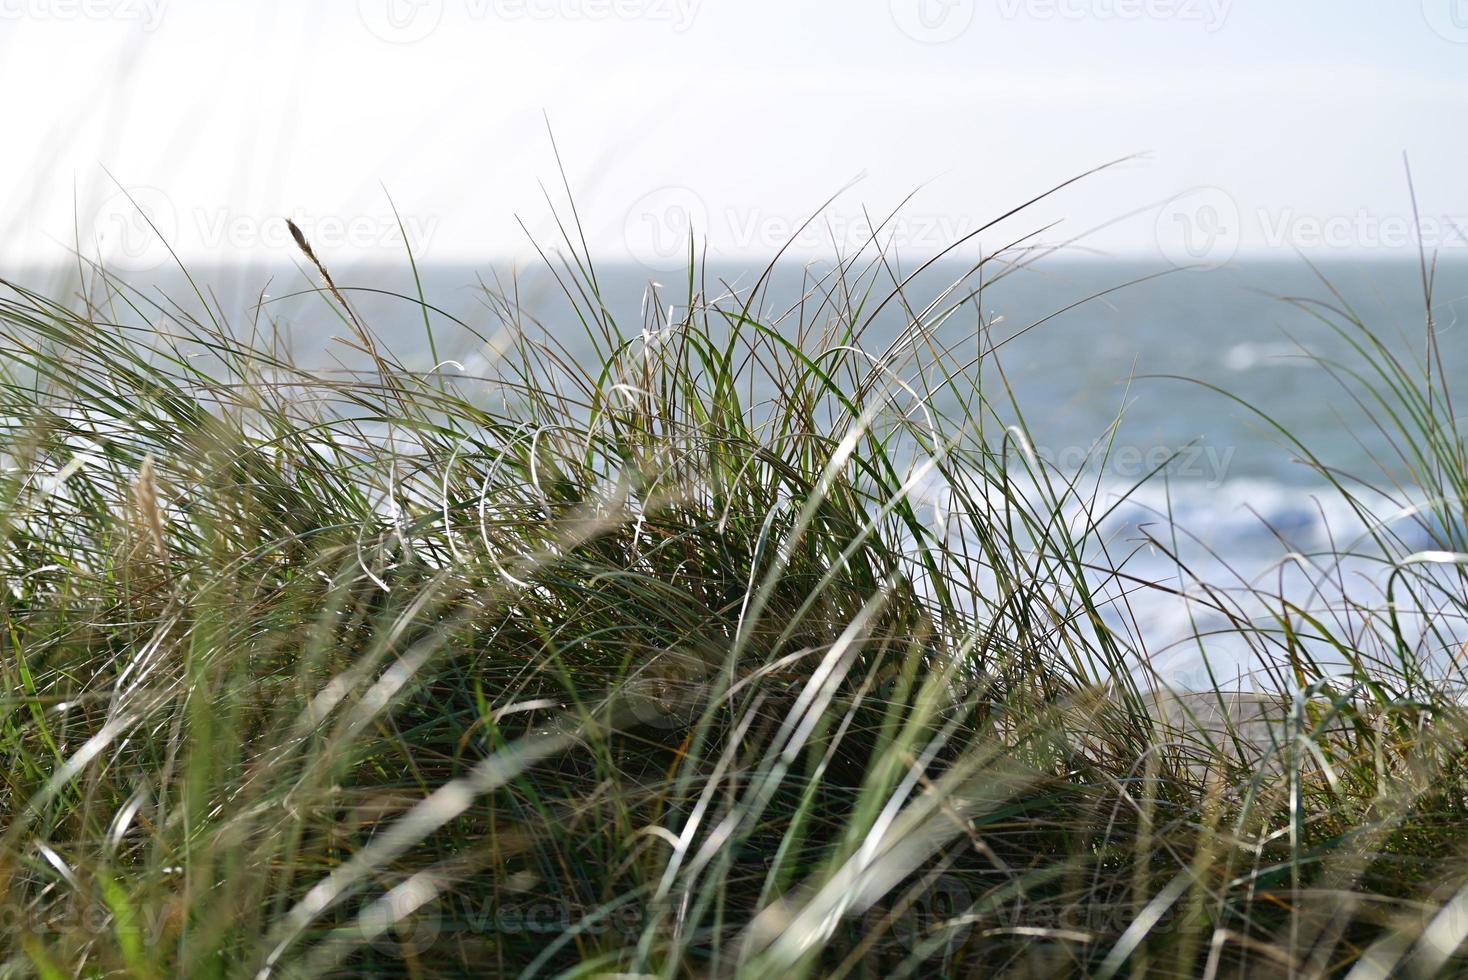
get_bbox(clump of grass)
[1,190,1467,979]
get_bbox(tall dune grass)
[1,196,1467,978]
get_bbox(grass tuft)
[1,194,1467,978]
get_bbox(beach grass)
[1,199,1467,978]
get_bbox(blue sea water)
[12,257,1468,686]
[26,257,1465,480]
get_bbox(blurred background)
[2,0,1466,271]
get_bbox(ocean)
[12,256,1468,687]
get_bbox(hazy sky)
[2,0,1466,272]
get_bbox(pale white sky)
[2,0,1467,272]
